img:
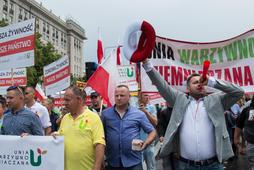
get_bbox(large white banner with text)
[0,68,27,94]
[141,30,254,93]
[0,135,64,170]
[0,19,35,70]
[43,55,70,96]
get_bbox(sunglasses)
[7,86,24,95]
[91,96,99,99]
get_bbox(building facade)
[0,0,86,77]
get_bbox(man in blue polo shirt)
[101,85,157,170]
[1,86,43,136]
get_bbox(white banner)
[0,135,64,170]
[118,64,138,92]
[0,68,27,94]
[43,55,70,96]
[0,19,35,70]
[141,30,254,93]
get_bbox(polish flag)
[116,46,121,65]
[35,83,46,101]
[87,49,119,106]
[97,28,103,64]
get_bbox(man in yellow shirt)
[56,86,105,170]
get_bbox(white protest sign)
[0,68,27,94]
[0,19,35,69]
[43,55,70,96]
[0,135,64,170]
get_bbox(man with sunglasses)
[1,86,43,136]
[24,86,52,135]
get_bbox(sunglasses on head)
[7,86,23,94]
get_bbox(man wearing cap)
[90,91,106,115]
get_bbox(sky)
[35,0,254,63]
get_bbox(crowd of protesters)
[0,61,254,170]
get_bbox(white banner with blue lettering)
[0,135,64,170]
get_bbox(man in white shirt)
[24,86,51,135]
[142,59,244,170]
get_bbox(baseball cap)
[90,91,100,98]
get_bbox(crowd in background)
[0,83,253,170]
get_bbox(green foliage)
[70,74,87,86]
[27,33,61,86]
[0,19,8,27]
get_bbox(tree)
[70,74,87,86]
[27,33,61,86]
[0,19,8,27]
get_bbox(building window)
[36,18,39,29]
[61,32,64,48]
[3,0,8,12]
[18,8,23,19]
[43,22,46,32]
[46,24,49,34]
[24,11,28,20]
[63,33,67,49]
[9,3,14,15]
[56,30,58,39]
[52,28,55,37]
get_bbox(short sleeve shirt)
[101,105,154,167]
[1,108,43,135]
[27,102,51,129]
[58,108,105,170]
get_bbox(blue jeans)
[142,144,155,170]
[178,160,223,170]
[247,143,254,170]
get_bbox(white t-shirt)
[26,102,51,129]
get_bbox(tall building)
[0,0,86,77]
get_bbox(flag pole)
[98,98,103,116]
[11,68,14,86]
[136,62,142,105]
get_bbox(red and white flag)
[35,83,46,101]
[87,49,119,106]
[97,28,104,64]
[116,46,121,65]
